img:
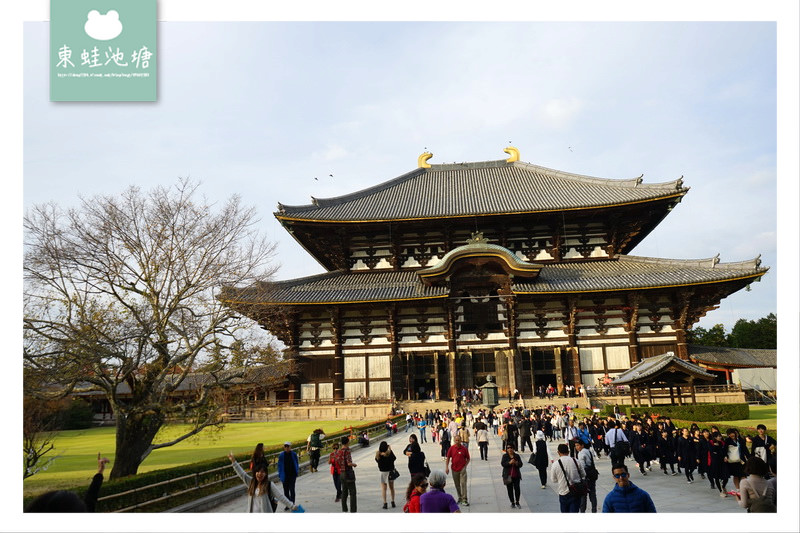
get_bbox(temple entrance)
[413,377,436,400]
[534,373,557,395]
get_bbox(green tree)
[686,324,727,346]
[24,180,277,478]
[726,313,777,348]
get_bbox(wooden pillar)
[433,351,440,401]
[689,378,697,404]
[507,349,518,395]
[554,346,564,394]
[676,386,683,405]
[627,292,641,365]
[448,351,457,400]
[406,352,415,400]
[646,384,653,407]
[668,385,675,405]
[630,385,636,407]
[330,308,344,402]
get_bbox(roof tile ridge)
[275,167,426,214]
[512,161,686,191]
[269,269,348,287]
[618,254,764,270]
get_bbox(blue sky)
[24,21,777,331]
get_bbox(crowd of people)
[25,405,778,515]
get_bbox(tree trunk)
[109,409,165,479]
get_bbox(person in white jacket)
[228,452,299,513]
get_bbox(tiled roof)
[275,160,686,222]
[224,254,766,305]
[689,345,776,368]
[513,255,767,294]
[613,352,715,385]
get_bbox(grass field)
[703,404,776,430]
[23,419,375,497]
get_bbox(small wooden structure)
[612,351,715,406]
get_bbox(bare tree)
[22,392,61,479]
[23,179,277,478]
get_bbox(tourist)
[375,441,397,509]
[605,420,630,470]
[403,473,427,513]
[417,417,428,443]
[228,453,298,513]
[476,424,490,460]
[277,442,299,508]
[404,434,427,476]
[656,430,677,476]
[601,464,656,513]
[306,429,325,473]
[735,457,772,512]
[26,453,108,512]
[420,470,460,513]
[457,423,471,450]
[249,442,265,472]
[564,418,580,458]
[575,440,598,513]
[550,443,585,513]
[676,428,696,483]
[503,417,519,451]
[724,428,749,490]
[357,431,370,447]
[405,413,413,432]
[440,423,451,459]
[532,430,550,489]
[328,442,342,502]
[501,444,523,508]
[708,431,730,497]
[630,423,651,475]
[445,434,471,506]
[519,416,533,452]
[751,424,777,475]
[334,436,358,512]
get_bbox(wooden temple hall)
[222,148,768,403]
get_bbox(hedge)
[624,403,749,422]
[23,414,405,513]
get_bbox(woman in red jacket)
[403,473,428,513]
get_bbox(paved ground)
[207,425,745,513]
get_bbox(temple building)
[221,148,768,403]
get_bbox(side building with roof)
[221,149,769,404]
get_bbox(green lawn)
[23,419,373,497]
[714,404,776,430]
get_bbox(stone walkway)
[207,425,745,513]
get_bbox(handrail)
[94,415,403,512]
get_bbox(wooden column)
[433,351,440,401]
[630,385,636,407]
[448,351,457,400]
[626,292,641,365]
[668,386,675,405]
[285,313,301,404]
[689,377,697,404]
[330,308,344,402]
[406,352,415,400]
[676,386,683,405]
[646,384,653,407]
[673,290,692,360]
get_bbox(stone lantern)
[480,375,499,410]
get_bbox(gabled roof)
[689,345,777,368]
[275,159,687,223]
[222,254,766,306]
[613,352,715,385]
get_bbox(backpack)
[310,432,322,449]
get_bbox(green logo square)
[50,0,157,102]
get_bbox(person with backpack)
[575,440,598,513]
[605,421,630,470]
[228,452,298,513]
[549,443,586,513]
[306,429,325,473]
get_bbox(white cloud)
[312,144,349,162]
